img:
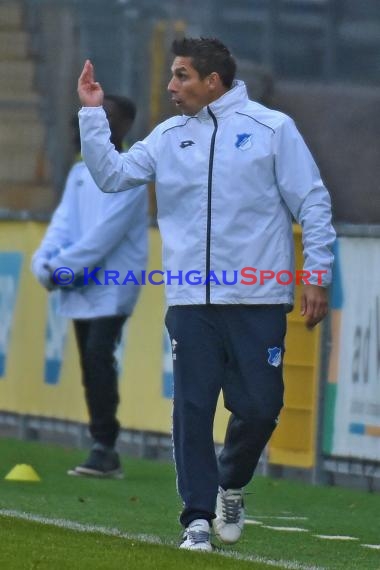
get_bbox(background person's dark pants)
[73,315,127,449]
[165,304,286,527]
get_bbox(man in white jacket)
[77,38,335,550]
[31,95,148,479]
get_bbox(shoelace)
[185,528,210,544]
[221,491,243,524]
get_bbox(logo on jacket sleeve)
[267,347,282,367]
[235,133,253,150]
[179,140,195,148]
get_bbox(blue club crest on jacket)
[267,346,282,367]
[235,133,253,150]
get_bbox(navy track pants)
[165,304,286,527]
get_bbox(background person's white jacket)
[31,160,148,318]
[79,80,335,307]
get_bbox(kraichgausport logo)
[51,267,327,287]
[235,133,253,150]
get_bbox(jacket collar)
[192,80,248,121]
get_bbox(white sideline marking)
[0,508,325,570]
[0,508,163,544]
[262,525,309,533]
[314,535,358,541]
[245,519,263,525]
[362,544,380,550]
[253,516,309,521]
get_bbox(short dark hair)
[104,94,137,122]
[171,37,237,88]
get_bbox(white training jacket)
[31,160,148,318]
[79,80,335,307]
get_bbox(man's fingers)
[77,59,103,106]
[305,299,328,329]
[83,59,93,77]
[301,294,315,319]
[300,292,306,316]
[78,60,94,88]
[301,285,328,329]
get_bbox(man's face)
[168,56,214,116]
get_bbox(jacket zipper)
[206,107,218,304]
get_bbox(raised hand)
[77,60,104,107]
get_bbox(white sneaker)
[213,487,245,544]
[180,519,212,552]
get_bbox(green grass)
[0,517,274,570]
[0,438,379,569]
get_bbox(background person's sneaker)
[180,519,212,552]
[67,443,124,479]
[213,487,244,544]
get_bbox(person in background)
[77,38,335,549]
[31,95,148,479]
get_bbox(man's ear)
[207,72,221,91]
